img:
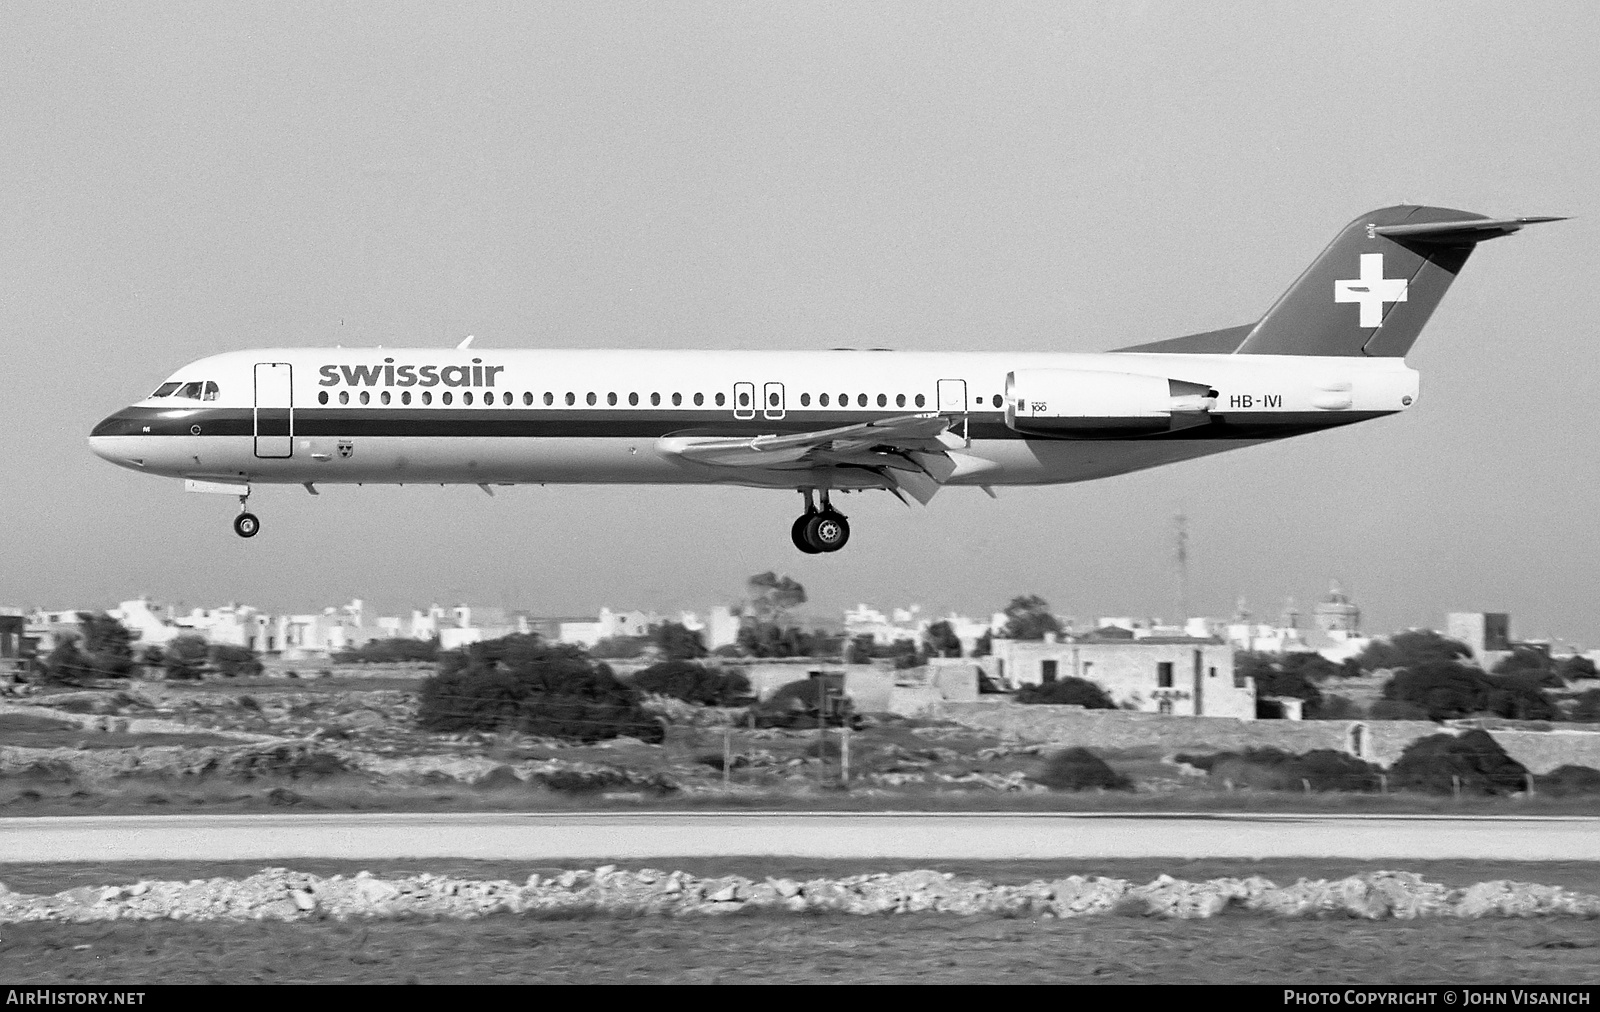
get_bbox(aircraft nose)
[88,409,147,469]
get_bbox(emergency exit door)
[254,362,293,458]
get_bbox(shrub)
[163,635,209,680]
[1311,694,1363,720]
[1014,678,1115,708]
[416,634,662,743]
[753,678,857,728]
[1035,747,1130,791]
[1175,747,1381,792]
[1388,729,1529,796]
[210,644,263,678]
[332,638,440,664]
[589,636,651,660]
[630,661,752,706]
[1571,689,1600,723]
[1537,765,1600,797]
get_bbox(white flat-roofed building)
[986,632,1254,719]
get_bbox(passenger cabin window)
[318,391,329,405]
[422,391,432,405]
[672,392,682,406]
[693,392,704,406]
[800,393,811,407]
[402,391,412,405]
[820,393,830,407]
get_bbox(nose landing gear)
[791,488,849,554]
[233,493,260,539]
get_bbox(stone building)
[985,632,1255,719]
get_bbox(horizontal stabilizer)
[1373,216,1566,244]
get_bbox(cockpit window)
[173,381,205,400]
[151,382,182,398]
[202,381,219,401]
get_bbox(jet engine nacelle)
[1004,369,1217,436]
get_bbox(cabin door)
[253,362,293,459]
[937,378,968,441]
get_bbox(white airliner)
[90,206,1558,553]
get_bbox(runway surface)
[3,812,1598,863]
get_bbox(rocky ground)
[0,680,1114,811]
[2,865,1598,924]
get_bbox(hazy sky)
[3,2,1597,640]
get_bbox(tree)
[1000,595,1061,641]
[736,623,820,658]
[746,572,807,625]
[38,637,90,685]
[1279,652,1342,683]
[163,635,210,680]
[923,620,962,658]
[1355,630,1472,674]
[1491,647,1561,687]
[971,631,993,658]
[631,661,751,706]
[1381,660,1490,721]
[1381,660,1557,722]
[79,613,136,679]
[651,622,707,661]
[417,634,661,743]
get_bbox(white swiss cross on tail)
[1334,253,1408,327]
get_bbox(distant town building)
[0,609,30,681]
[1447,611,1513,668]
[984,631,1254,719]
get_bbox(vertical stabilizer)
[1234,205,1561,357]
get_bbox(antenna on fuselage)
[457,335,475,349]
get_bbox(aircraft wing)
[656,413,994,504]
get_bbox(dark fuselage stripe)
[91,407,1387,442]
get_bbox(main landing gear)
[791,488,849,554]
[233,493,260,539]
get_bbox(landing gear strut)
[791,488,849,554]
[233,494,260,539]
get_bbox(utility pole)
[1174,510,1191,623]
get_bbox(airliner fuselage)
[87,205,1558,551]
